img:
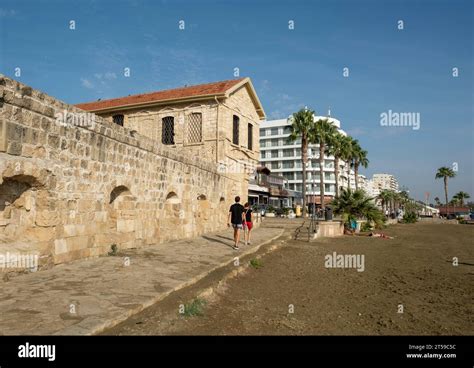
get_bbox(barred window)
[162,116,175,145]
[113,114,124,126]
[232,115,239,145]
[186,113,202,144]
[247,123,253,150]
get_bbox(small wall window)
[113,114,124,126]
[187,113,202,144]
[232,115,239,145]
[162,116,175,145]
[247,123,253,150]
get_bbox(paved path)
[0,224,284,335]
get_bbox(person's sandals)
[232,244,240,250]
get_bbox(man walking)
[228,196,245,250]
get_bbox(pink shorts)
[244,221,253,231]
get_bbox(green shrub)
[360,222,372,232]
[181,298,206,317]
[332,189,386,229]
[402,212,417,223]
[250,258,263,269]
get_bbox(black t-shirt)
[229,203,245,224]
[245,208,252,222]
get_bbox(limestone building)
[0,75,265,272]
[75,77,265,175]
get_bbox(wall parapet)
[0,74,218,174]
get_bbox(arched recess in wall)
[107,185,136,249]
[196,194,210,232]
[162,191,183,240]
[0,177,32,211]
[0,174,45,242]
[110,185,131,204]
[166,191,180,203]
[218,196,227,226]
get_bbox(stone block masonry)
[0,75,248,272]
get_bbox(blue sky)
[1,0,472,201]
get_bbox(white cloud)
[80,78,94,89]
[81,71,118,92]
[94,72,117,81]
[104,72,117,80]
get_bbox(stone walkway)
[0,225,284,335]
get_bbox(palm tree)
[288,108,316,217]
[327,132,350,198]
[453,191,470,206]
[399,190,410,203]
[332,188,385,229]
[397,190,409,211]
[377,189,393,214]
[310,118,337,210]
[342,135,355,190]
[434,197,441,207]
[352,141,369,190]
[435,167,456,214]
[449,198,459,206]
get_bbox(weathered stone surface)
[35,210,59,227]
[0,75,262,269]
[54,239,67,254]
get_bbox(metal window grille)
[247,123,253,150]
[232,115,239,145]
[113,114,124,126]
[187,113,202,144]
[162,116,175,145]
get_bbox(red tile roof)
[438,206,470,214]
[75,78,246,112]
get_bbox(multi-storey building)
[259,115,358,205]
[371,173,400,193]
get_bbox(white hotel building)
[259,116,360,205]
[371,174,400,194]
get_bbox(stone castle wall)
[0,75,249,272]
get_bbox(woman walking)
[243,202,253,245]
